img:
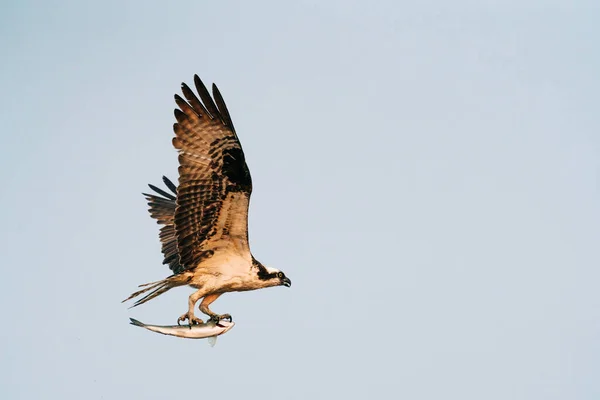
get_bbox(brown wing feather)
[143,176,184,273]
[172,75,253,270]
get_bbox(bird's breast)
[188,251,258,292]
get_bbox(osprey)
[124,75,291,325]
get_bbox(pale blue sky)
[1,1,599,399]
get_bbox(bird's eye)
[277,272,283,278]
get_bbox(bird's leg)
[199,293,232,322]
[178,290,204,326]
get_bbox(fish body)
[129,318,234,341]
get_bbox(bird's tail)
[122,274,189,308]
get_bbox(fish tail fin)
[129,318,145,327]
[122,274,189,308]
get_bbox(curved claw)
[210,313,232,323]
[178,312,204,327]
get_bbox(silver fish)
[129,318,234,345]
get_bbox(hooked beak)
[282,277,292,288]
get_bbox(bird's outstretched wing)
[171,75,253,271]
[143,176,183,273]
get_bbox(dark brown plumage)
[172,76,252,270]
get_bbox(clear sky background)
[1,1,599,399]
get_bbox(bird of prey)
[123,75,291,325]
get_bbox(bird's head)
[256,262,292,288]
[275,269,292,288]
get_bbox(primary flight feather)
[123,75,291,325]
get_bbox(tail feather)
[136,278,167,288]
[122,274,188,308]
[131,283,172,308]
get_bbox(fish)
[129,318,235,345]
